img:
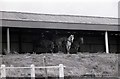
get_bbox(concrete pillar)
[31,64,35,79]
[1,64,6,78]
[59,64,64,79]
[105,31,109,53]
[7,28,10,53]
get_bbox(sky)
[0,0,120,18]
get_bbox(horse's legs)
[57,45,61,53]
[67,47,70,54]
[51,49,53,54]
[66,45,70,54]
[76,47,79,54]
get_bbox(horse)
[71,37,84,53]
[54,37,68,53]
[54,35,75,54]
[66,35,74,54]
[35,39,54,53]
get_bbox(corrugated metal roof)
[0,11,119,25]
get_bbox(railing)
[0,64,64,79]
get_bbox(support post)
[18,30,22,53]
[43,56,48,79]
[59,64,64,79]
[7,28,10,54]
[31,64,35,79]
[1,64,6,78]
[105,31,109,53]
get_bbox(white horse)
[66,35,74,54]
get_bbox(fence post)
[59,64,64,79]
[1,64,6,78]
[31,64,35,79]
[43,56,48,79]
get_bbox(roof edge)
[0,10,118,19]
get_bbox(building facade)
[0,11,120,54]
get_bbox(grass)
[1,53,119,77]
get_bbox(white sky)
[0,0,120,18]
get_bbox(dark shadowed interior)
[2,27,120,54]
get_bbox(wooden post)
[43,56,48,79]
[31,64,35,79]
[105,31,109,53]
[59,64,64,79]
[7,28,10,54]
[1,64,6,78]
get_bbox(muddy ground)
[0,53,119,78]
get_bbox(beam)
[105,31,109,53]
[7,28,10,53]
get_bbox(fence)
[0,64,64,79]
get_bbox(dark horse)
[54,37,68,53]
[71,37,84,53]
[35,39,54,53]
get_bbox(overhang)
[0,11,120,31]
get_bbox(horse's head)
[69,35,74,42]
